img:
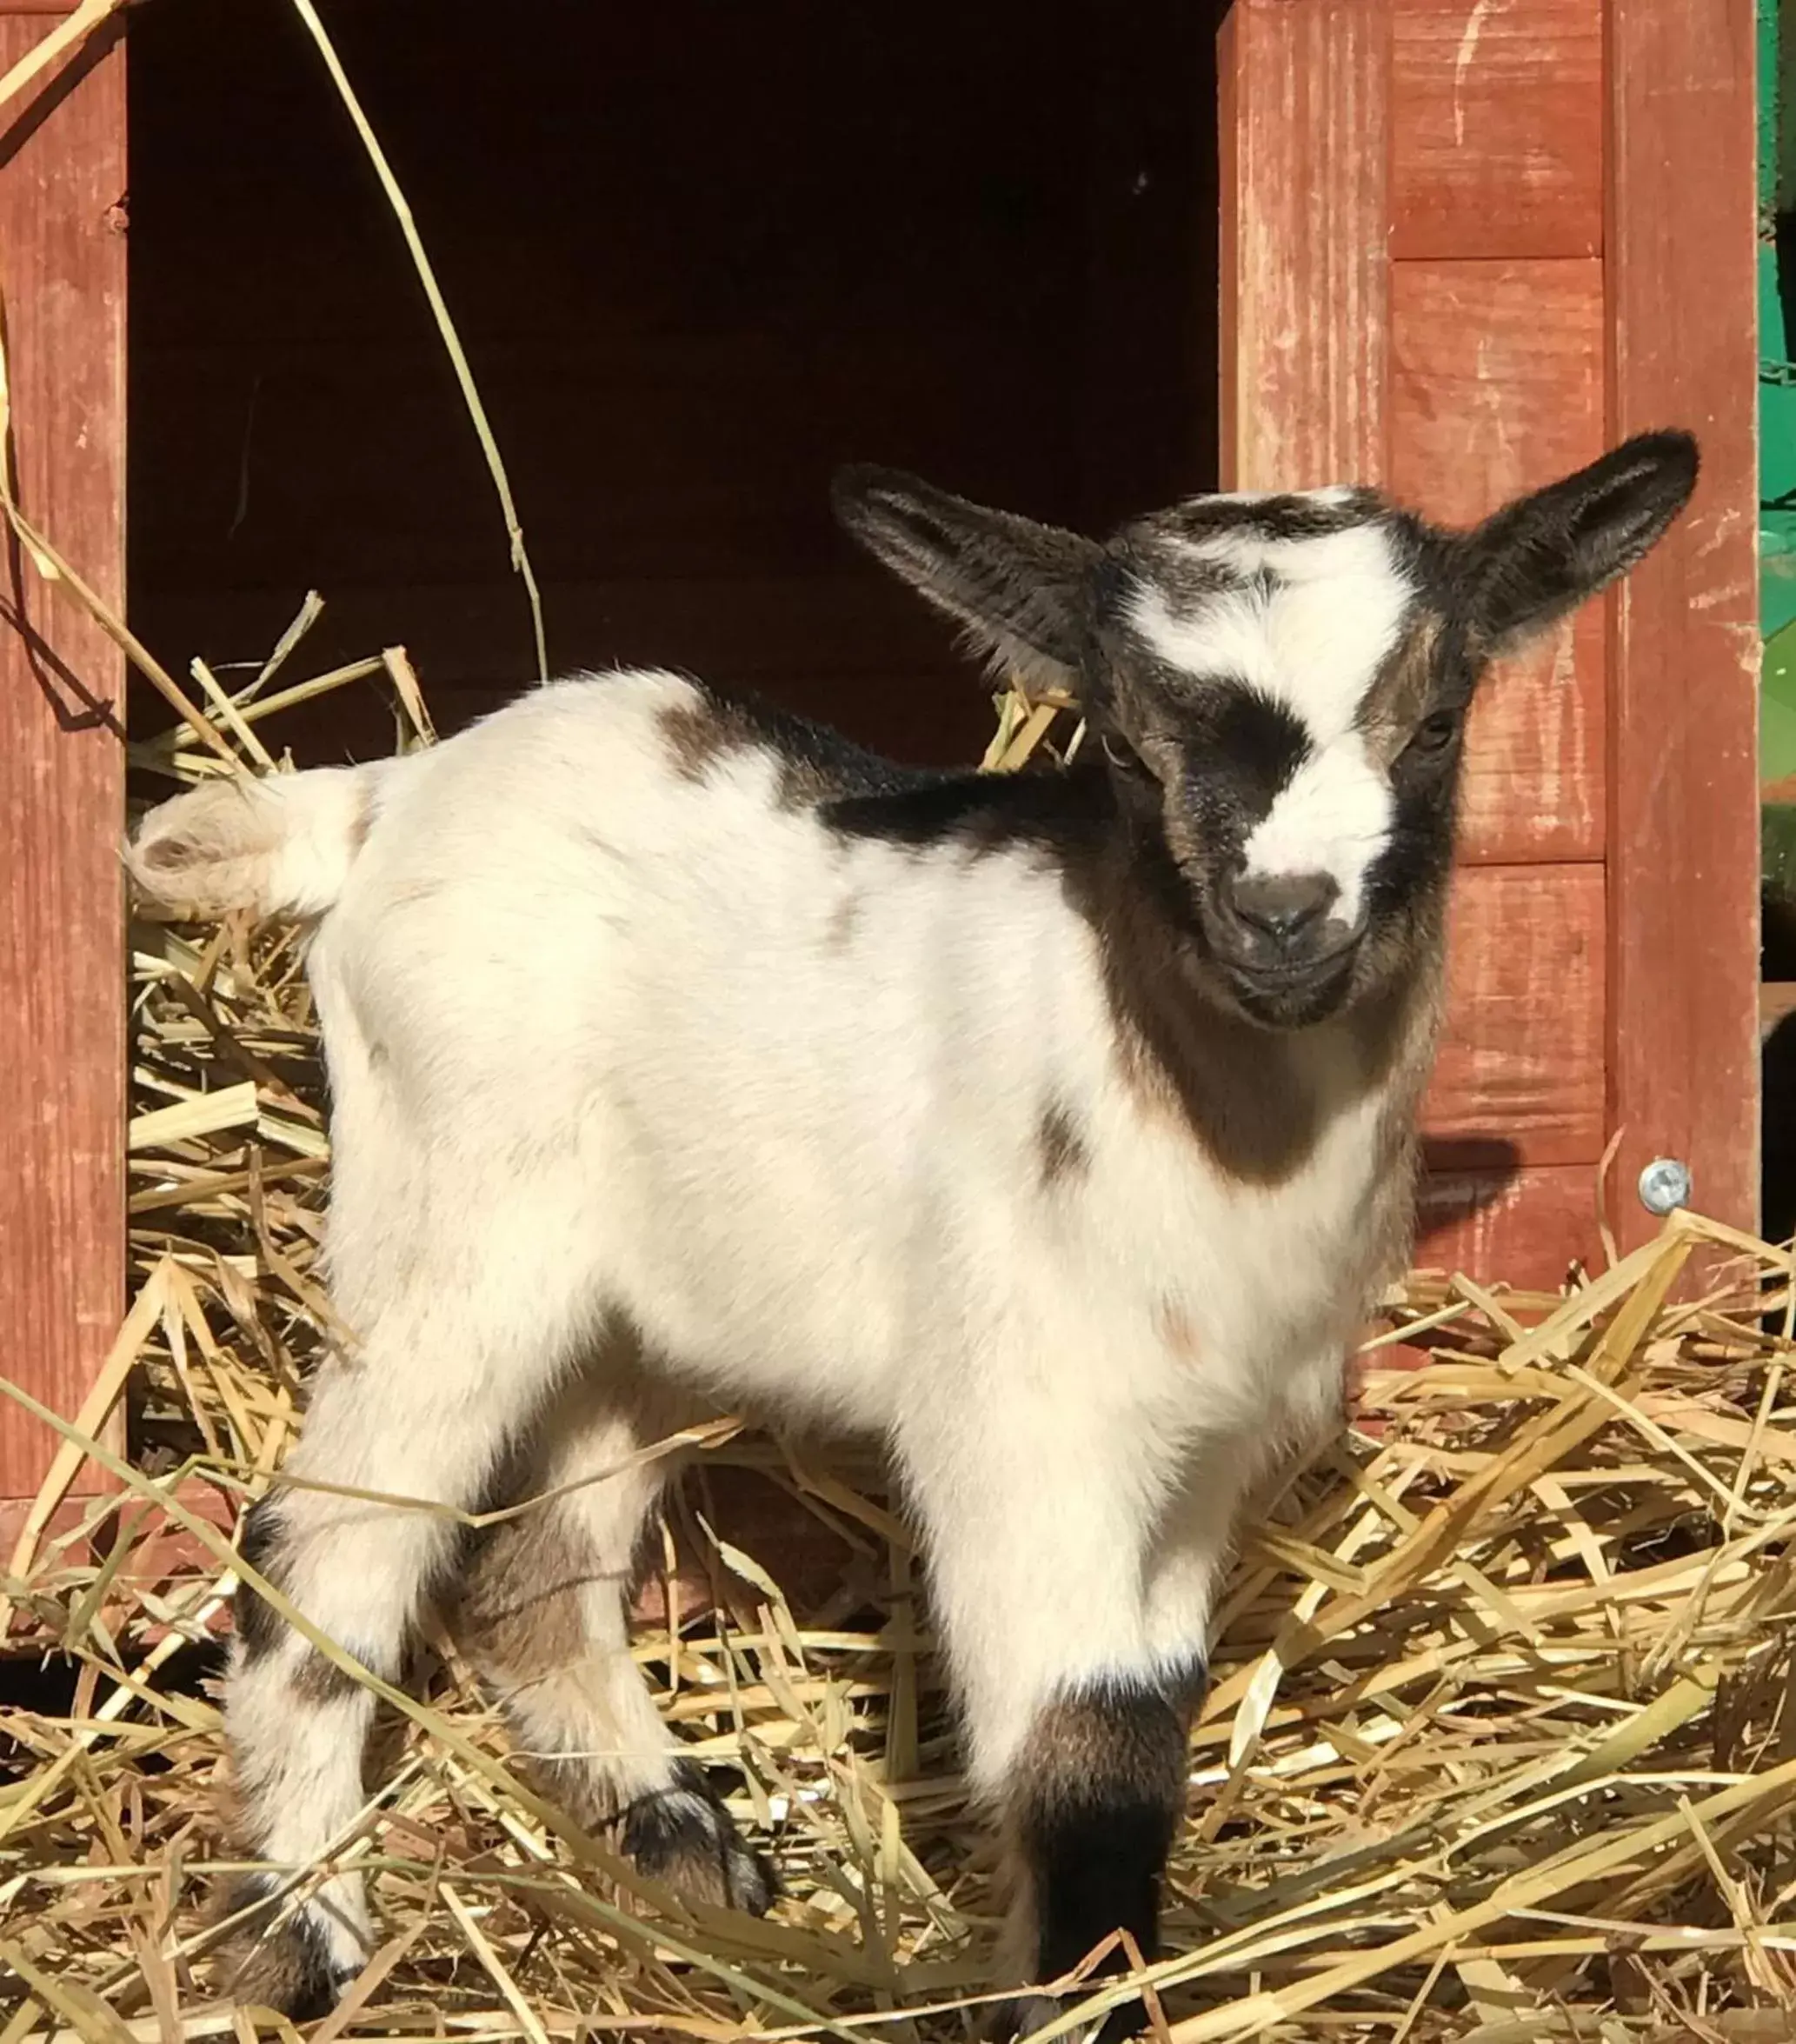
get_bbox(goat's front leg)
[901,1398,1196,2041]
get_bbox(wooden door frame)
[1605,0,1759,1254]
[1220,0,1760,1265]
[0,3,127,1529]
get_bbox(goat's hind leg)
[455,1375,774,1913]
[218,1315,565,2016]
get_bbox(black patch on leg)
[1008,1657,1207,2040]
[218,1872,355,2019]
[621,1758,777,1914]
[233,1495,289,1662]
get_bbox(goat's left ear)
[833,464,1101,689]
[1453,429,1700,656]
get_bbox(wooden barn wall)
[0,9,126,1508]
[1223,0,1759,1285]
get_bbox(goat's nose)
[1226,870,1338,940]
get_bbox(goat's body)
[138,669,1430,2012]
[315,670,1408,1727]
[324,669,1387,1435]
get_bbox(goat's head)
[835,432,1699,1029]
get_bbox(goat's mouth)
[1211,935,1364,1028]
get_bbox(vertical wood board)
[0,20,127,1499]
[1390,257,1607,864]
[1221,0,1390,490]
[1606,0,1760,1246]
[1391,0,1604,260]
[1424,862,1606,1166]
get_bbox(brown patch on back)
[661,696,744,785]
[1034,1101,1088,1189]
[659,692,834,809]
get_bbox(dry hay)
[4,647,1796,2044]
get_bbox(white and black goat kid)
[129,430,1698,2031]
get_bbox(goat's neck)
[1086,827,1447,1189]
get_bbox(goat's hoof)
[621,1762,776,1915]
[217,1888,359,2020]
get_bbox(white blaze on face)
[1127,506,1414,926]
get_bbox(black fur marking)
[1009,1665,1205,2040]
[1144,489,1378,546]
[621,1759,777,1914]
[233,1495,287,1663]
[1021,1707,1184,1982]
[826,762,1083,853]
[1198,686,1311,822]
[221,1872,355,2019]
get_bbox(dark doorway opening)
[127,0,1219,769]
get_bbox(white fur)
[130,766,387,922]
[1130,516,1414,748]
[133,669,1414,1981]
[1241,730,1394,924]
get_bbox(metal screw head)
[1638,1156,1693,1216]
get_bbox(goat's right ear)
[832,464,1101,689]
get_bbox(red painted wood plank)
[1390,259,1605,527]
[1391,0,1603,261]
[1391,257,1606,862]
[0,27,127,1499]
[1606,0,1760,1248]
[1414,1162,1606,1288]
[1424,863,1606,1168]
[1456,605,1605,865]
[1220,0,1390,491]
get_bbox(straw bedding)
[1,649,1794,2044]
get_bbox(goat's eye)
[1409,709,1461,756]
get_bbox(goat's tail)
[127,763,388,922]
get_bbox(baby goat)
[130,431,1698,2031]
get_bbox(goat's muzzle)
[1204,869,1367,1027]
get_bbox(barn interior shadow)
[126,0,1226,772]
